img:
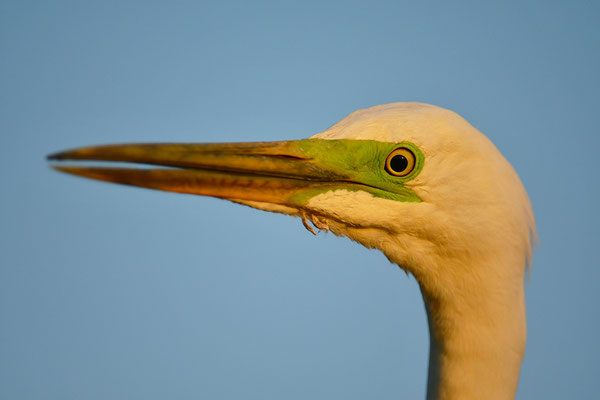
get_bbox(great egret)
[48,102,536,400]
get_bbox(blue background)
[2,1,599,399]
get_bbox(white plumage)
[311,103,536,399]
[50,102,536,400]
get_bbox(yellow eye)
[385,147,416,177]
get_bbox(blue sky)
[1,1,599,399]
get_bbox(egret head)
[48,102,537,398]
[307,103,536,299]
[48,102,535,300]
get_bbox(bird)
[48,102,536,400]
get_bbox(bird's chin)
[230,199,335,236]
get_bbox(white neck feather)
[304,182,533,400]
[419,256,527,400]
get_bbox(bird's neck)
[419,260,527,400]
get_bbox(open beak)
[48,138,420,213]
[47,140,355,211]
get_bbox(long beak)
[47,140,354,210]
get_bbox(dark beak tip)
[46,151,65,161]
[47,149,78,161]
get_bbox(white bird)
[49,102,536,400]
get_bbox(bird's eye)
[385,147,416,177]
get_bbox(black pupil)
[390,154,408,172]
